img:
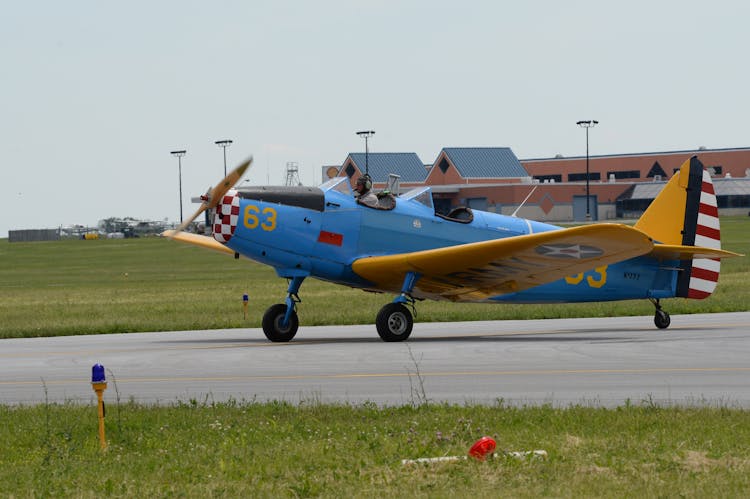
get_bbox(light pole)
[356,130,375,177]
[215,139,233,176]
[170,150,186,224]
[576,120,598,220]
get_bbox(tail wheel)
[654,309,671,329]
[376,303,413,342]
[262,304,299,342]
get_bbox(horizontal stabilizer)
[649,244,743,260]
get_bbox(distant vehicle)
[165,156,741,342]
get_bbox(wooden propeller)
[169,156,252,235]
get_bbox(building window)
[568,172,601,182]
[647,161,667,178]
[708,166,723,175]
[607,170,640,179]
[719,194,749,208]
[437,157,450,174]
[533,174,562,183]
[345,163,356,178]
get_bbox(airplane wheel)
[654,309,671,329]
[262,304,299,342]
[376,303,413,342]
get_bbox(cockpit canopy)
[321,176,397,210]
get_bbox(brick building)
[331,146,750,221]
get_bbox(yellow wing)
[351,224,654,301]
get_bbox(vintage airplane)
[164,155,741,342]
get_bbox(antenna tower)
[285,162,302,186]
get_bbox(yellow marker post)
[243,294,249,320]
[91,364,107,450]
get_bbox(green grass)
[0,217,747,339]
[1,401,749,497]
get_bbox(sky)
[2,0,748,237]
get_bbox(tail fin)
[634,156,721,299]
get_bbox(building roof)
[440,147,528,178]
[521,146,750,163]
[625,177,750,200]
[345,152,428,183]
[623,182,666,200]
[716,177,750,195]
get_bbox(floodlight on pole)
[215,139,233,176]
[356,130,375,177]
[576,120,598,221]
[170,150,187,224]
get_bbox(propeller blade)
[169,156,252,235]
[173,206,207,234]
[205,156,253,209]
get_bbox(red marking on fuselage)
[317,230,343,246]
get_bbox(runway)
[1,312,749,407]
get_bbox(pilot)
[354,174,378,207]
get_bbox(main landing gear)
[376,302,414,342]
[261,272,420,342]
[649,298,671,329]
[374,271,419,342]
[262,276,304,342]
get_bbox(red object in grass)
[468,436,496,460]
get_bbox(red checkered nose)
[212,189,240,243]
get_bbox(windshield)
[401,186,434,210]
[320,176,352,195]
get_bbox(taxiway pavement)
[1,312,749,407]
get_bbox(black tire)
[654,309,671,329]
[262,304,299,342]
[375,303,413,342]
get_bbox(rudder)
[634,156,721,299]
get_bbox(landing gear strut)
[375,271,418,342]
[262,275,305,342]
[650,298,671,329]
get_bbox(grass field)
[2,401,750,497]
[0,217,747,339]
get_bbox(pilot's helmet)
[356,175,372,191]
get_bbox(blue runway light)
[242,294,249,320]
[92,363,106,383]
[91,363,108,449]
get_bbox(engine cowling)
[212,189,240,243]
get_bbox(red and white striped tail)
[687,169,721,299]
